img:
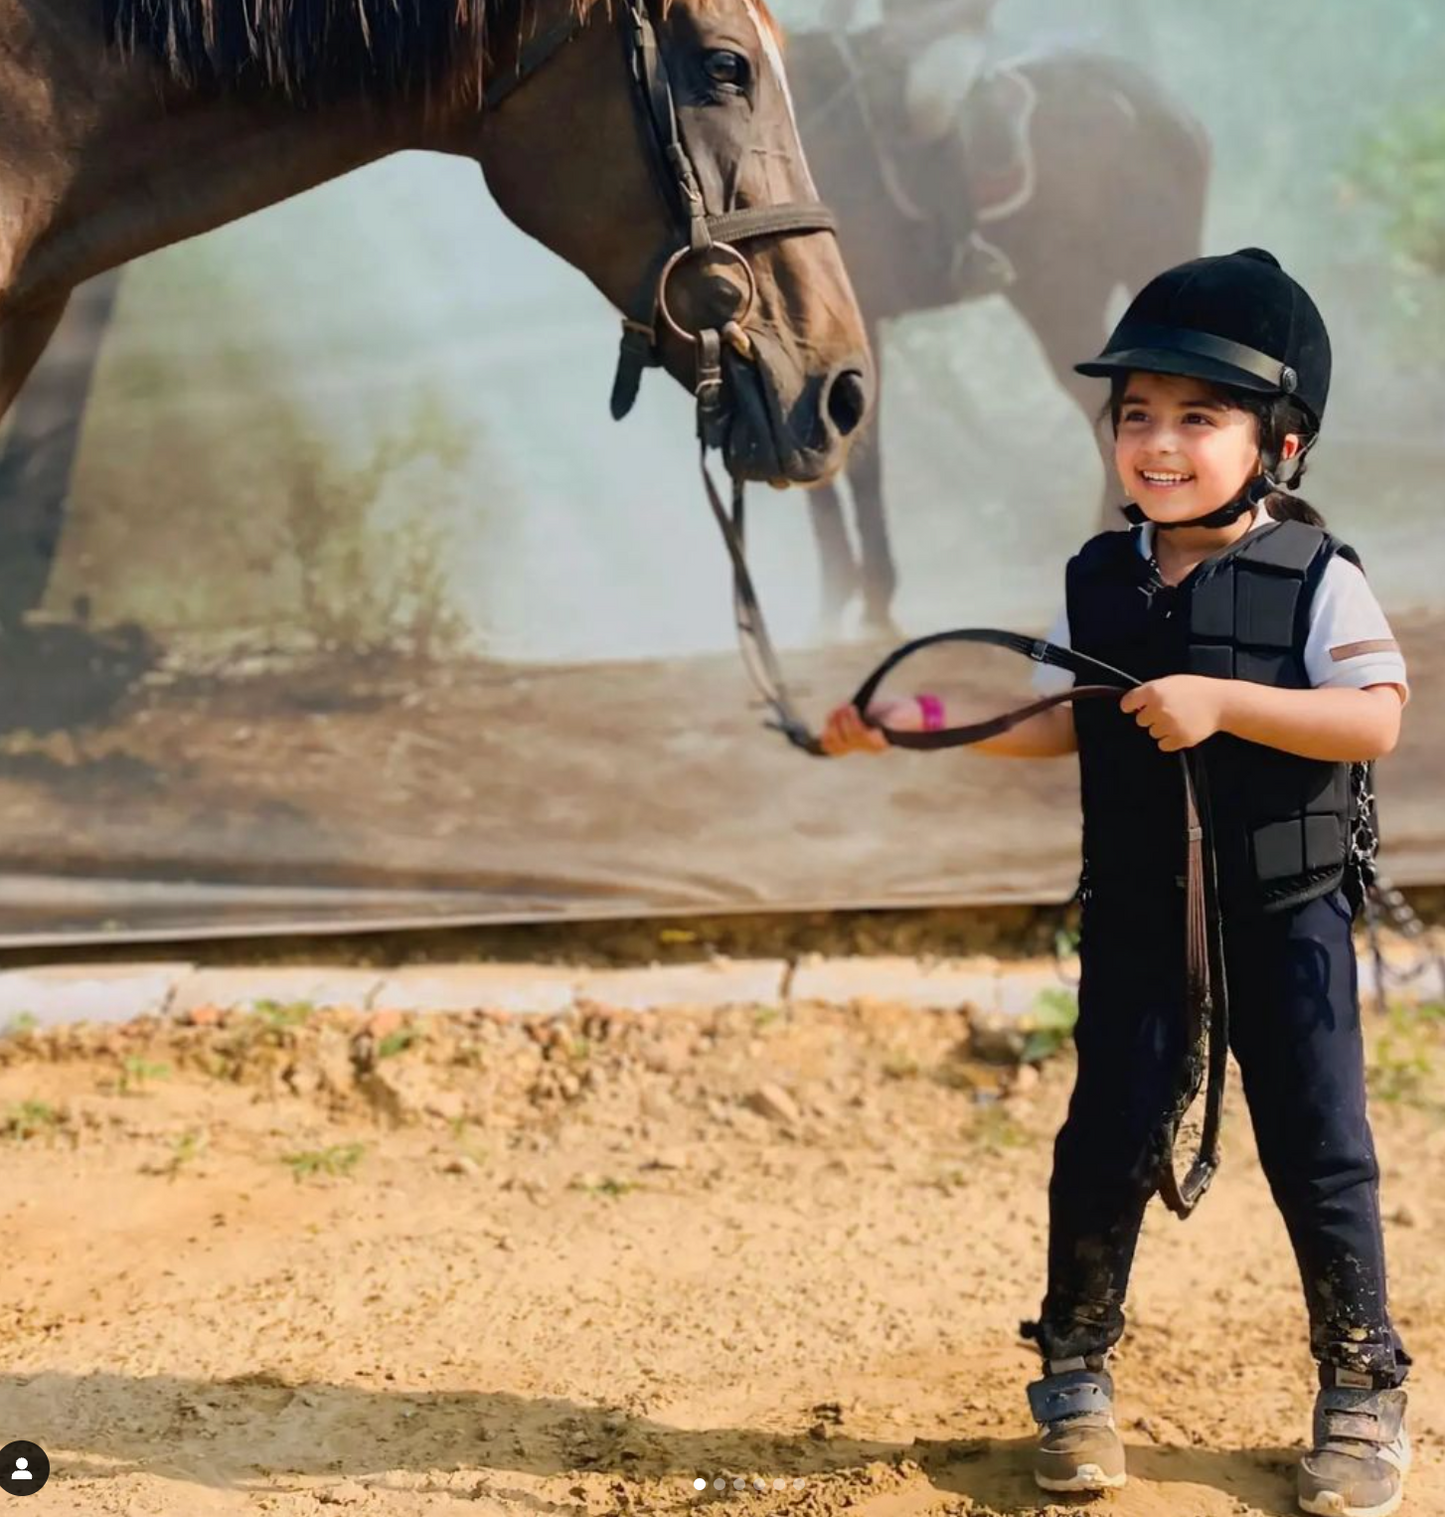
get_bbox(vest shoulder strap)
[1069,527,1140,581]
[1233,517,1329,575]
[1330,535,1363,573]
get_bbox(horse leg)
[807,476,860,640]
[0,294,70,425]
[0,275,119,631]
[849,426,901,639]
[0,293,74,631]
[1005,267,1127,534]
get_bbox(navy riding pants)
[1034,883,1409,1388]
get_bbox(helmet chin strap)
[1153,471,1277,530]
[1121,435,1315,531]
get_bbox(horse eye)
[703,50,747,88]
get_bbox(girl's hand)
[1120,675,1228,752]
[821,699,916,755]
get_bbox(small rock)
[640,1148,690,1171]
[1389,1203,1420,1228]
[642,1043,690,1076]
[638,1088,675,1123]
[317,1480,370,1504]
[747,1081,802,1127]
[364,1009,405,1039]
[182,1005,224,1027]
[1009,1064,1041,1096]
[442,1155,480,1177]
[315,1027,357,1093]
[968,1013,1028,1065]
[808,1420,833,1442]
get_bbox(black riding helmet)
[1075,248,1332,528]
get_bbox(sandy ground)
[2,986,1444,1516]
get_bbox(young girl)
[823,249,1411,1517]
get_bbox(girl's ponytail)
[1243,392,1327,527]
[1261,490,1325,527]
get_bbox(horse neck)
[4,85,431,307]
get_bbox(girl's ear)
[1279,433,1303,462]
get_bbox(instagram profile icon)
[0,1440,51,1496]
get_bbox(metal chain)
[1351,760,1444,1015]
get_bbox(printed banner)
[0,0,1440,941]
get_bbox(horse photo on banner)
[0,0,1439,940]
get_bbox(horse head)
[476,0,875,487]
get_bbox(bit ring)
[656,241,757,346]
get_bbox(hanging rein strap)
[845,629,1227,1217]
[710,621,1226,1217]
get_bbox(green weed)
[147,1129,207,1180]
[255,1000,316,1029]
[972,1103,1027,1152]
[1022,989,1079,1065]
[118,1057,171,1096]
[3,1100,62,1141]
[376,1026,420,1060]
[1369,1003,1438,1106]
[568,1174,639,1199]
[282,1143,366,1181]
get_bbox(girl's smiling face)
[1113,371,1285,525]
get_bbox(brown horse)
[788,32,1210,635]
[0,0,872,502]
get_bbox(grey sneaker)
[1298,1383,1410,1517]
[1026,1361,1127,1494]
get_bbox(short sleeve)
[1032,606,1075,694]
[1304,556,1409,702]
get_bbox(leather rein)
[846,630,1229,1219]
[483,4,1225,1218]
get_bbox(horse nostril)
[825,367,870,438]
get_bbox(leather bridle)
[483,0,837,421]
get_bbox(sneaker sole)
[1298,1492,1401,1517]
[1035,1465,1127,1494]
[1299,1429,1410,1517]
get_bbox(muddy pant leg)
[1035,896,1186,1362]
[1228,888,1409,1388]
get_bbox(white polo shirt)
[1033,506,1409,699]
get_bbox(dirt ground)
[0,611,1440,939]
[2,985,1443,1516]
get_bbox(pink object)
[916,693,945,732]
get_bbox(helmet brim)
[1073,346,1283,395]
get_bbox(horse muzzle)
[719,334,874,486]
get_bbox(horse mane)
[102,0,494,104]
[103,0,784,104]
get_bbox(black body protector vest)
[1066,518,1362,915]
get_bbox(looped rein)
[846,629,1228,1218]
